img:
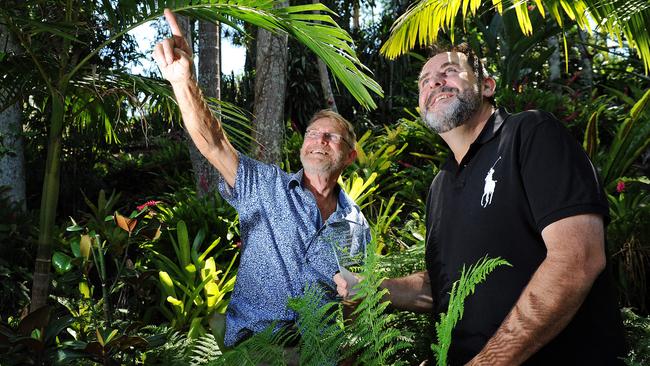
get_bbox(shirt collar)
[475,107,509,145]
[288,169,305,189]
[288,169,354,220]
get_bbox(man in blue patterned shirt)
[153,9,371,348]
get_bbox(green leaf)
[630,88,650,121]
[52,252,73,274]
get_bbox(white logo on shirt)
[481,156,502,208]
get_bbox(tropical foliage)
[1,0,649,364]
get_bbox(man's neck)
[303,171,340,223]
[440,103,495,164]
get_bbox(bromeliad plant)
[150,220,237,344]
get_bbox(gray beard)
[421,87,481,134]
[300,154,344,176]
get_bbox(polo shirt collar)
[475,107,509,145]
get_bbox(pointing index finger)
[164,8,183,38]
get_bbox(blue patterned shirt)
[218,153,371,346]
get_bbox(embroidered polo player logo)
[481,156,502,208]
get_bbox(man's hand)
[152,9,193,84]
[334,272,359,298]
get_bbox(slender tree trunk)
[352,0,360,32]
[548,36,561,85]
[0,24,26,208]
[192,19,222,196]
[312,0,337,112]
[252,0,289,164]
[577,29,593,90]
[31,90,66,312]
[175,15,219,195]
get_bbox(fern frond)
[189,333,222,365]
[206,325,290,366]
[344,240,411,366]
[431,255,511,366]
[288,285,344,366]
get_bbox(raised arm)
[152,9,238,187]
[467,214,606,365]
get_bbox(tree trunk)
[577,29,593,90]
[548,36,561,84]
[313,0,337,112]
[252,1,289,164]
[175,15,219,196]
[352,0,360,32]
[31,90,66,312]
[0,24,26,208]
[192,19,222,197]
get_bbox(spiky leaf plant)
[431,256,511,366]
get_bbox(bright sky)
[128,22,246,77]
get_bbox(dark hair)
[428,42,495,105]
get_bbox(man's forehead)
[308,117,339,131]
[424,52,467,70]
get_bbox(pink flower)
[137,200,161,211]
[616,181,625,193]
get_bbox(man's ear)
[345,148,358,166]
[482,77,496,98]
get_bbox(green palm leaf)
[381,0,650,73]
[3,0,382,110]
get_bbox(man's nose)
[432,73,445,88]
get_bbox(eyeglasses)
[304,129,352,147]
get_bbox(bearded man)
[153,9,370,348]
[336,43,625,365]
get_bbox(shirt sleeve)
[218,152,276,212]
[518,114,609,232]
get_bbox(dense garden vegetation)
[1,0,649,364]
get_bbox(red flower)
[616,181,626,193]
[137,200,161,211]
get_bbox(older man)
[153,9,370,347]
[336,43,625,365]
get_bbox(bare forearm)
[469,258,599,365]
[171,79,237,185]
[382,271,434,313]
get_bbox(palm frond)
[381,0,650,73]
[3,0,381,110]
[70,69,254,150]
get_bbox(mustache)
[425,86,459,107]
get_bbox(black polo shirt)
[425,108,625,365]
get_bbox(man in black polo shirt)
[335,43,625,365]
